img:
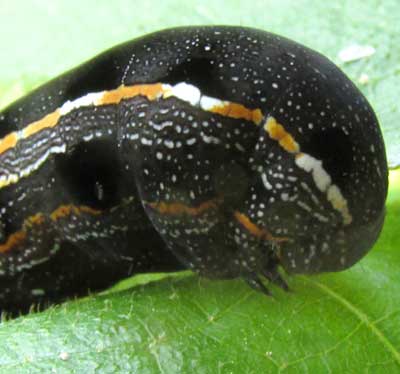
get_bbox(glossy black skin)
[0,26,388,314]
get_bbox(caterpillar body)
[0,26,388,313]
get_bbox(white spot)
[313,212,329,223]
[128,133,139,140]
[140,137,153,146]
[59,92,104,115]
[151,121,174,131]
[31,288,45,296]
[261,173,272,190]
[164,140,175,149]
[235,143,245,152]
[186,138,197,146]
[83,134,94,142]
[201,134,221,144]
[297,201,312,212]
[321,242,329,253]
[281,193,289,201]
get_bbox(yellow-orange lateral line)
[210,103,263,125]
[264,116,299,153]
[234,211,288,243]
[0,205,102,254]
[147,199,220,216]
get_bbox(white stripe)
[59,92,104,115]
[162,82,201,106]
[295,154,331,192]
[200,95,226,110]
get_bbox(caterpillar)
[0,26,388,313]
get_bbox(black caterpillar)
[0,26,388,314]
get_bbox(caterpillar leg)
[244,274,272,296]
[261,255,289,292]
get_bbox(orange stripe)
[0,132,18,155]
[50,204,102,221]
[210,103,263,125]
[99,83,165,105]
[0,84,165,157]
[26,213,46,226]
[22,110,61,138]
[0,205,102,254]
[147,199,220,216]
[0,213,46,253]
[0,111,61,156]
[234,211,288,243]
[0,231,27,254]
[0,83,265,158]
[264,117,299,153]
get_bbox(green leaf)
[0,1,399,373]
